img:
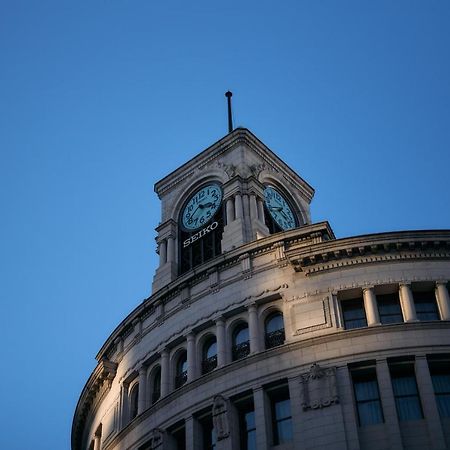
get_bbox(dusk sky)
[1,1,449,449]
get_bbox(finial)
[225,91,233,133]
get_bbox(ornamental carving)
[299,363,339,410]
[212,395,230,440]
[149,428,164,449]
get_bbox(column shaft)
[137,367,148,414]
[226,198,235,223]
[159,240,167,265]
[167,236,175,263]
[248,304,261,353]
[257,198,265,221]
[363,287,381,326]
[436,282,450,320]
[375,359,403,449]
[160,350,170,397]
[399,283,417,322]
[253,387,269,449]
[216,318,226,367]
[415,356,446,449]
[187,334,196,382]
[249,194,258,221]
[235,194,243,219]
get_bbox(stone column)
[253,387,269,449]
[93,435,101,450]
[234,193,243,219]
[167,235,175,263]
[249,194,258,221]
[257,198,265,222]
[375,358,403,449]
[119,384,129,428]
[226,198,235,224]
[187,333,196,382]
[363,287,381,326]
[185,415,202,450]
[415,355,446,449]
[242,194,250,220]
[159,239,167,266]
[160,349,170,397]
[287,376,307,450]
[399,283,417,322]
[138,366,148,414]
[436,282,450,320]
[216,317,226,367]
[247,304,261,353]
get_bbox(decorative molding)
[72,358,118,450]
[299,363,339,410]
[292,296,332,336]
[212,395,230,441]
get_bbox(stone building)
[72,128,450,450]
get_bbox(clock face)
[181,184,223,231]
[264,186,296,231]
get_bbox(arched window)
[232,322,250,361]
[202,336,218,374]
[175,351,188,388]
[151,366,161,404]
[265,312,285,349]
[129,383,139,421]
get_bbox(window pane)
[275,399,291,420]
[377,294,403,324]
[234,326,249,344]
[430,362,450,418]
[358,400,384,426]
[354,380,380,401]
[266,313,284,333]
[277,418,293,443]
[342,299,367,329]
[352,370,384,426]
[205,341,217,359]
[391,368,423,421]
[413,291,439,321]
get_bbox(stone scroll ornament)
[299,363,339,410]
[212,395,230,440]
[149,428,164,449]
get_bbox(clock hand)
[269,206,283,211]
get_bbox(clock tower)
[152,128,314,292]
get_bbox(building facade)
[72,128,450,450]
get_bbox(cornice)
[72,358,118,450]
[287,229,450,276]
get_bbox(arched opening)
[151,366,161,404]
[202,336,218,374]
[129,383,139,421]
[232,322,250,361]
[265,312,285,349]
[175,351,188,388]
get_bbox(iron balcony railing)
[265,328,285,349]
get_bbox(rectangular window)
[342,298,367,329]
[269,386,293,445]
[390,362,423,421]
[199,415,216,450]
[233,393,256,450]
[351,367,384,426]
[377,293,403,324]
[413,291,440,321]
[429,357,450,418]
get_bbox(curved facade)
[73,129,450,450]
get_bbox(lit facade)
[72,128,450,450]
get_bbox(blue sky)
[1,1,449,449]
